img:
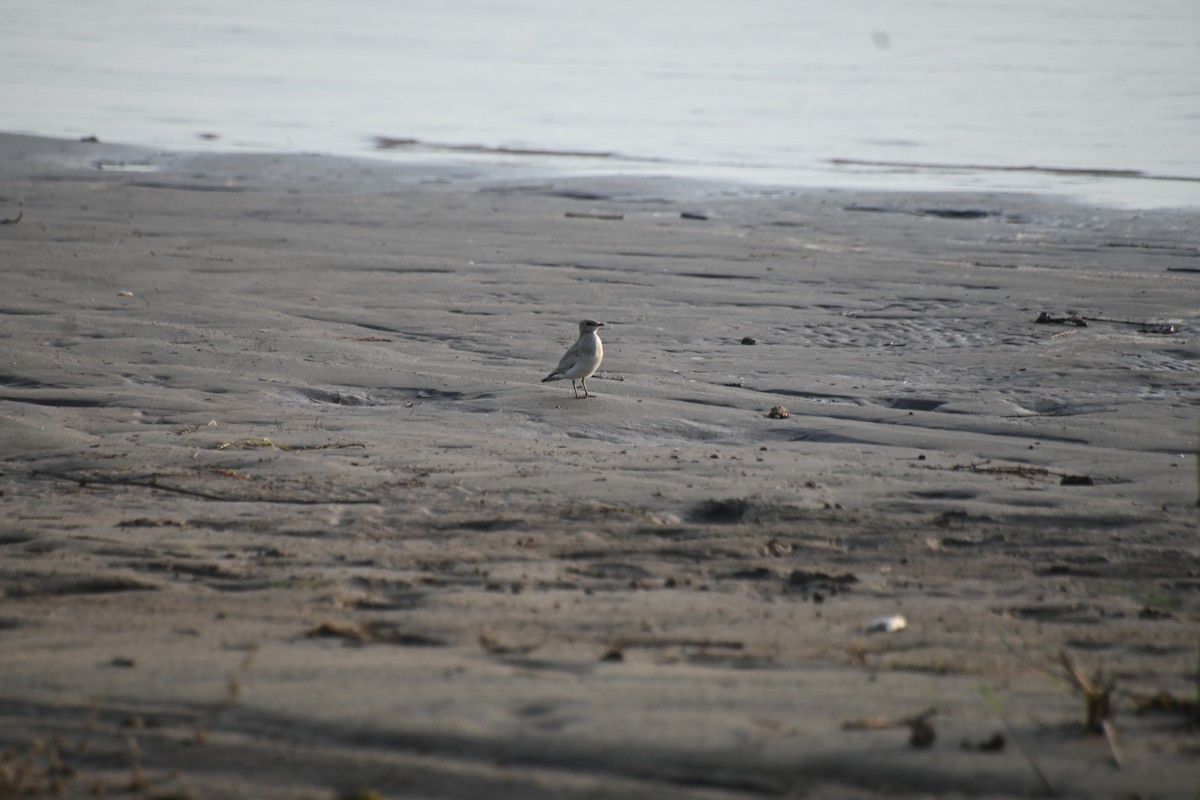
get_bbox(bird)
[542,319,605,398]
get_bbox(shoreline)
[5,128,1200,212]
[1,132,1197,799]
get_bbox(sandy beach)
[1,132,1198,798]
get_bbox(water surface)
[3,0,1198,207]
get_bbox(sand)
[1,132,1198,799]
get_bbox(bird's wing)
[551,338,583,375]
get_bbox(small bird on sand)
[542,319,605,398]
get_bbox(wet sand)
[1,133,1198,798]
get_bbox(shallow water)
[3,0,1198,207]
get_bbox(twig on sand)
[216,436,366,451]
[31,468,380,505]
[564,211,624,221]
[999,641,1125,772]
[1035,310,1180,335]
[1060,650,1123,769]
[842,706,938,749]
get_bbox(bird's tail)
[541,373,560,383]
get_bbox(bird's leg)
[581,378,591,398]
[571,379,580,398]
